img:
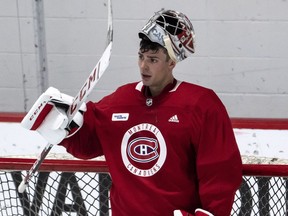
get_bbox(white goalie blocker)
[21,87,86,145]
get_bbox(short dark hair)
[139,36,170,61]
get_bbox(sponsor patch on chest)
[112,113,129,121]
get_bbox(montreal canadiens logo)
[128,137,159,163]
[121,123,167,177]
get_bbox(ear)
[169,59,176,70]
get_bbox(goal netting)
[0,158,111,216]
[1,157,288,215]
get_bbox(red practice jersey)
[60,80,242,216]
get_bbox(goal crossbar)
[1,157,288,177]
[0,158,109,173]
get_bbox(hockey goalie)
[21,8,242,216]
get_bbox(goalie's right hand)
[21,87,86,145]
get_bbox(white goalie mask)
[139,9,195,62]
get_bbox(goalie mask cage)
[1,114,288,215]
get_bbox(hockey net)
[1,115,288,215]
[1,158,288,215]
[0,158,111,216]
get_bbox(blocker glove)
[21,87,86,145]
[174,209,214,216]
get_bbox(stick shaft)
[18,0,113,193]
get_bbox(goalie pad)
[174,210,193,216]
[21,87,86,144]
[173,210,183,216]
[195,209,214,216]
[174,209,213,216]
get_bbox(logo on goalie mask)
[121,123,167,177]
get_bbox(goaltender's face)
[138,48,176,96]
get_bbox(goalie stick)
[18,0,113,193]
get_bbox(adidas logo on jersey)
[168,115,179,123]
